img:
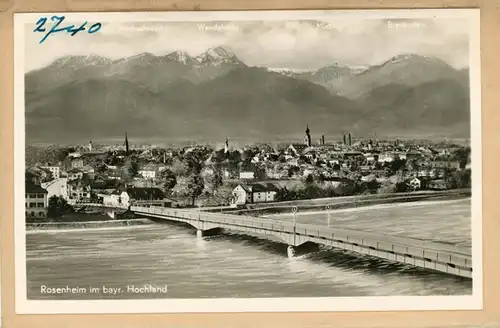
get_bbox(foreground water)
[26,199,473,300]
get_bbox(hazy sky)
[24,18,470,72]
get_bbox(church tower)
[125,132,130,155]
[304,125,312,147]
[88,140,93,152]
[224,137,229,154]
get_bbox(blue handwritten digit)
[33,17,47,33]
[88,23,102,34]
[69,22,87,36]
[35,15,102,44]
[38,15,65,44]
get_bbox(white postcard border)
[14,9,483,314]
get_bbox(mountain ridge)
[25,49,471,144]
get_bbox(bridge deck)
[131,206,472,278]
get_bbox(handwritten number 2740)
[34,16,102,44]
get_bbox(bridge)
[126,205,472,279]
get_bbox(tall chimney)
[348,133,352,146]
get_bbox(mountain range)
[25,46,471,144]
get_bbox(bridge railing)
[131,205,471,261]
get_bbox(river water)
[26,199,473,300]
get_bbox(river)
[26,199,473,300]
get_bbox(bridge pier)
[196,229,204,238]
[287,245,296,258]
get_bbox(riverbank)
[229,189,470,216]
[25,212,152,231]
[26,218,154,231]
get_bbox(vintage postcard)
[14,9,482,314]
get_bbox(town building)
[25,181,48,219]
[239,171,255,180]
[232,183,279,205]
[408,177,422,190]
[67,179,92,204]
[287,144,308,156]
[80,165,95,174]
[71,158,85,169]
[120,187,170,208]
[26,167,53,184]
[40,164,61,179]
[99,190,124,207]
[66,168,84,181]
[139,164,158,180]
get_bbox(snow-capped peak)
[207,46,235,58]
[50,54,112,68]
[196,46,240,65]
[164,51,194,64]
[382,53,444,66]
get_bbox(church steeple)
[304,125,312,147]
[125,132,129,155]
[224,137,229,154]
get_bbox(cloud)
[24,17,470,72]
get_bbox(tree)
[122,158,139,181]
[447,169,471,189]
[275,187,291,201]
[254,165,267,180]
[366,179,380,194]
[453,147,470,165]
[186,174,204,206]
[390,158,407,173]
[206,168,223,195]
[305,174,314,185]
[394,181,408,192]
[170,157,188,176]
[159,169,177,194]
[47,195,73,218]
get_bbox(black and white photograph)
[14,9,482,314]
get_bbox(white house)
[377,153,396,163]
[41,164,61,179]
[239,171,255,180]
[408,177,421,190]
[139,164,158,180]
[232,183,278,205]
[232,185,253,205]
[100,190,124,207]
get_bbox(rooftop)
[125,187,165,200]
[26,181,48,194]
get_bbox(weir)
[82,204,472,278]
